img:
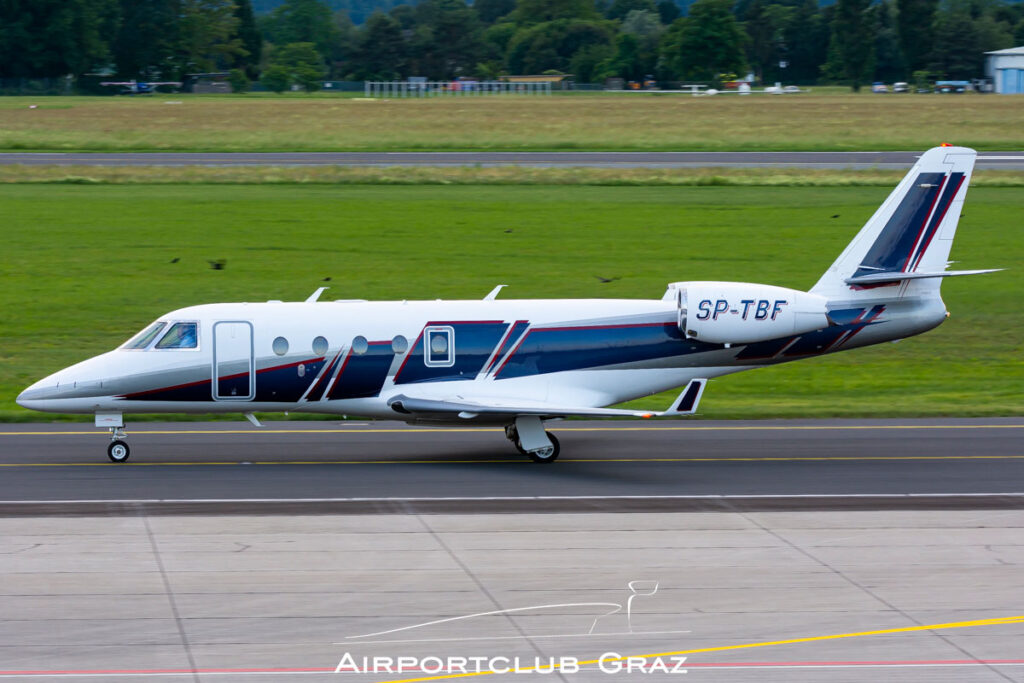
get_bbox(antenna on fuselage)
[484,284,507,301]
[305,286,329,303]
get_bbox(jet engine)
[668,282,830,344]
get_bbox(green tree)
[483,21,519,61]
[112,0,180,79]
[406,0,485,79]
[928,0,1013,79]
[832,0,874,91]
[569,43,615,81]
[351,11,406,79]
[598,10,663,80]
[606,0,657,21]
[783,0,830,83]
[233,0,263,76]
[178,0,243,72]
[260,63,290,91]
[227,67,250,91]
[657,0,681,24]
[506,19,616,74]
[276,41,326,90]
[0,0,121,78]
[897,0,937,72]
[873,0,907,82]
[510,0,600,26]
[659,0,746,82]
[743,0,795,83]
[262,0,340,59]
[474,0,517,24]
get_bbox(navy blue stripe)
[489,321,529,372]
[852,172,945,279]
[330,344,394,399]
[909,172,964,271]
[395,322,509,385]
[496,323,703,379]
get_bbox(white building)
[985,46,1024,94]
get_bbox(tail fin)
[810,146,982,299]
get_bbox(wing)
[387,379,707,420]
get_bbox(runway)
[1,418,1021,513]
[2,151,1024,169]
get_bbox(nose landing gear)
[107,426,130,463]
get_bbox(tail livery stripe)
[901,172,949,272]
[852,172,945,279]
[909,172,965,272]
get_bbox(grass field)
[3,164,1024,187]
[2,92,1024,152]
[1,183,1020,422]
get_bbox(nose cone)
[16,373,63,410]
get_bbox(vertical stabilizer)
[810,146,976,299]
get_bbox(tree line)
[1,0,1022,92]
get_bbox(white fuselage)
[16,291,945,423]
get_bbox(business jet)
[17,146,998,463]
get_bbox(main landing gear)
[505,417,561,464]
[107,426,130,463]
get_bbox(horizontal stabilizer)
[387,379,709,420]
[844,268,1002,285]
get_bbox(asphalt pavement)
[0,418,1021,513]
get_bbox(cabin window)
[424,326,455,367]
[272,337,289,356]
[123,321,167,350]
[352,336,368,355]
[392,335,409,354]
[312,336,329,356]
[155,322,199,349]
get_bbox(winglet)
[661,379,707,416]
[305,287,329,303]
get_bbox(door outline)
[212,321,255,400]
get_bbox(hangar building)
[985,46,1024,94]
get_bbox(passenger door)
[212,321,255,400]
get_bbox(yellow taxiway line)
[0,423,1021,437]
[376,614,1024,683]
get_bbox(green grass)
[0,184,1020,422]
[2,92,1024,152]
[2,164,1024,187]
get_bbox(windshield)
[122,322,167,350]
[155,322,199,349]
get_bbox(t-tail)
[810,145,1000,303]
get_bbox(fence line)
[363,81,554,97]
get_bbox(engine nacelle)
[666,281,830,345]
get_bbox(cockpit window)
[123,322,167,350]
[155,322,199,349]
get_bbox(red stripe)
[492,329,533,377]
[120,357,323,399]
[307,350,343,400]
[482,320,523,374]
[539,322,670,333]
